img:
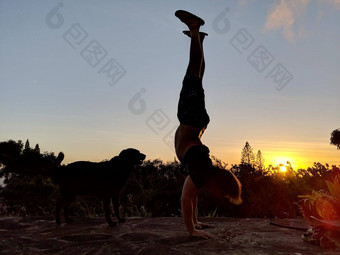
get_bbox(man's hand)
[195,221,214,229]
[191,229,215,239]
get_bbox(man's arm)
[192,196,214,229]
[181,176,214,239]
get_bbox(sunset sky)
[1,0,339,169]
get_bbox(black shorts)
[181,145,216,189]
[177,75,210,130]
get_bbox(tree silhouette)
[0,139,61,215]
[240,141,255,166]
[330,129,340,149]
[34,144,40,154]
[255,150,265,171]
[24,139,30,150]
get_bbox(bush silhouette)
[1,139,339,218]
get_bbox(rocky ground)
[0,216,339,255]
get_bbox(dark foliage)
[330,129,340,149]
[1,139,340,219]
[0,140,60,215]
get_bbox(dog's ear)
[119,148,140,159]
[55,152,64,165]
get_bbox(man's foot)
[183,30,208,42]
[175,10,205,30]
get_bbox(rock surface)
[0,217,339,254]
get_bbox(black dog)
[52,148,145,226]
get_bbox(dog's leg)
[63,197,74,223]
[103,197,117,227]
[112,193,125,223]
[56,199,62,225]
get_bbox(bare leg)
[175,10,204,78]
[183,31,207,78]
[200,52,205,79]
[186,29,203,78]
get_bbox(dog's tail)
[49,152,64,183]
[55,152,64,165]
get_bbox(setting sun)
[280,165,287,173]
[267,154,301,170]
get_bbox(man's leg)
[180,30,209,140]
[183,31,207,78]
[176,11,209,135]
[175,10,204,79]
[186,29,203,78]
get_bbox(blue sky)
[1,0,339,168]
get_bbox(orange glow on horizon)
[259,142,339,170]
[264,153,318,170]
[267,155,299,169]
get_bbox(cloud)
[237,0,256,6]
[238,0,247,6]
[320,0,340,9]
[263,0,340,42]
[264,0,310,42]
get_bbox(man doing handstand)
[174,10,242,239]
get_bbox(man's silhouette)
[174,10,242,239]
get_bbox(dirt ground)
[0,216,339,255]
